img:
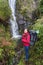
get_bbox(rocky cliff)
[16,0,40,24]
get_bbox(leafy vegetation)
[16,0,40,21]
[0,23,17,65]
[0,0,11,21]
[39,0,43,14]
[0,0,43,65]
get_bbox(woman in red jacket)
[22,28,30,61]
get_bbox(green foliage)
[0,24,17,65]
[0,0,43,65]
[16,0,40,20]
[0,0,11,21]
[0,42,17,65]
[33,17,43,38]
[33,17,43,56]
[0,48,3,60]
[39,0,43,14]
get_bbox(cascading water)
[9,0,21,39]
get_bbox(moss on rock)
[0,0,11,21]
[33,17,43,55]
[16,0,40,21]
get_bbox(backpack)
[29,30,37,46]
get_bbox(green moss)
[33,17,43,56]
[0,0,11,21]
[33,17,43,37]
[39,0,43,14]
[16,0,40,21]
[0,48,3,60]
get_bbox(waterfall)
[9,0,21,39]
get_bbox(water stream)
[9,0,21,39]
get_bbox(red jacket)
[22,32,30,46]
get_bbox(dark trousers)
[24,46,30,61]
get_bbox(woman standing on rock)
[22,28,30,62]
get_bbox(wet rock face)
[16,0,40,22]
[16,0,40,32]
